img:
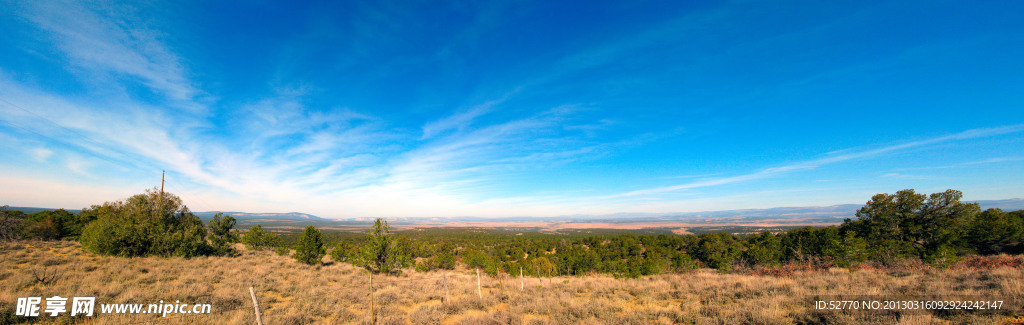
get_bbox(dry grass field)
[2,241,1023,324]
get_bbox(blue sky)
[0,0,1022,218]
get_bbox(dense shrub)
[954,254,1024,270]
[329,240,358,262]
[23,209,78,240]
[79,189,210,257]
[275,245,291,256]
[433,251,456,270]
[462,250,488,269]
[2,206,94,241]
[414,259,432,273]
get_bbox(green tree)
[434,251,456,270]
[463,249,488,269]
[432,241,457,270]
[79,188,210,257]
[668,252,699,272]
[359,218,410,274]
[691,233,743,272]
[241,225,280,250]
[854,189,979,259]
[968,208,1024,255]
[484,255,504,276]
[837,231,869,267]
[24,209,78,240]
[534,256,556,277]
[639,250,666,276]
[0,205,26,241]
[329,240,358,263]
[207,213,238,255]
[292,226,326,265]
[743,231,782,266]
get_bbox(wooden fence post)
[443,272,450,303]
[248,287,263,325]
[520,267,524,291]
[369,272,375,325]
[476,268,482,299]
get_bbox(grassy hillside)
[2,241,1022,324]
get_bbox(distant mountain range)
[2,206,82,214]
[192,211,329,221]
[977,198,1024,211]
[5,198,1022,222]
[353,199,1024,223]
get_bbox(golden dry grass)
[2,241,1022,324]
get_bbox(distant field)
[235,217,846,236]
[389,218,846,234]
[3,241,1022,324]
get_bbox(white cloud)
[29,148,53,162]
[65,158,93,178]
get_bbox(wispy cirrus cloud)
[605,124,1024,199]
[20,1,203,106]
[893,156,1024,171]
[420,90,521,140]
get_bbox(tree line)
[321,189,1023,277]
[2,188,1021,278]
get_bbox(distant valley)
[9,198,1021,234]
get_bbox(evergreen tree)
[208,213,238,255]
[0,205,26,241]
[241,225,280,250]
[432,242,457,270]
[459,249,484,269]
[359,218,410,274]
[692,232,743,272]
[968,209,1024,255]
[23,209,77,240]
[837,231,869,267]
[743,231,782,266]
[292,226,326,265]
[329,240,358,262]
[434,251,457,270]
[855,189,979,259]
